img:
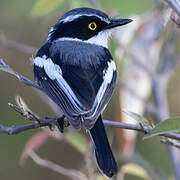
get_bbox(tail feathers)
[89,116,118,178]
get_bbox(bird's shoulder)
[50,40,113,67]
[36,40,113,79]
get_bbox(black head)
[47,8,132,46]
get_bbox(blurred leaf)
[70,0,91,9]
[99,0,153,15]
[66,132,88,154]
[123,110,150,127]
[144,117,180,139]
[20,131,50,165]
[96,175,107,180]
[121,163,150,179]
[30,0,63,17]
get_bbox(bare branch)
[161,138,180,149]
[29,151,88,180]
[104,120,180,141]
[0,122,49,135]
[0,31,37,54]
[0,95,66,135]
[1,114,180,142]
[0,59,42,90]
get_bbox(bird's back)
[34,40,116,129]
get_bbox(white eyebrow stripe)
[60,14,110,24]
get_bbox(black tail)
[89,116,118,178]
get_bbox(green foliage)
[145,117,180,139]
[99,0,154,15]
[121,163,150,180]
[123,110,180,140]
[29,0,154,18]
[30,0,63,16]
[69,0,91,9]
[96,175,107,180]
[30,0,91,17]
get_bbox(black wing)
[34,41,116,129]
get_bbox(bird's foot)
[44,115,67,133]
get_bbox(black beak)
[105,18,133,29]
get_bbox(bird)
[33,7,132,178]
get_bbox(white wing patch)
[34,56,62,80]
[84,60,116,127]
[92,60,116,111]
[103,60,116,83]
[34,56,85,112]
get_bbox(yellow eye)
[88,22,97,30]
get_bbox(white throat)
[85,29,112,48]
[55,29,112,48]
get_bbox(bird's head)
[47,8,132,48]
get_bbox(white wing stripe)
[103,60,116,82]
[86,60,116,119]
[34,56,85,111]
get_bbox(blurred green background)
[0,0,179,179]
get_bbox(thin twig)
[0,123,49,135]
[29,151,88,180]
[0,32,37,54]
[0,59,42,90]
[104,120,180,141]
[17,74,42,90]
[1,117,180,142]
[161,138,180,149]
[0,96,66,134]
